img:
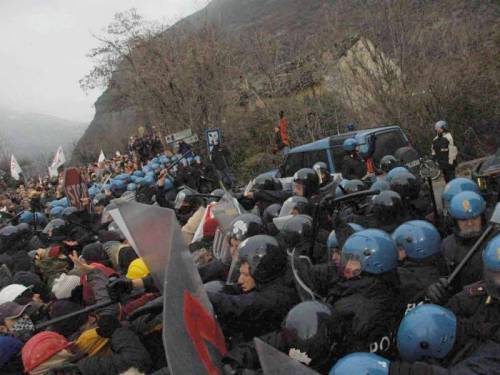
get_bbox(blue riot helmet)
[163,178,174,191]
[61,207,78,220]
[482,234,500,299]
[342,179,365,194]
[397,304,456,362]
[370,180,391,192]
[19,211,33,224]
[144,175,155,186]
[194,155,202,164]
[151,157,160,164]
[111,179,126,191]
[142,165,152,173]
[115,173,130,182]
[385,167,410,183]
[59,197,69,208]
[328,223,364,266]
[329,352,390,375]
[335,185,345,197]
[49,206,64,219]
[343,138,358,152]
[442,178,480,208]
[449,191,486,221]
[127,183,137,191]
[151,163,161,171]
[88,186,97,199]
[133,170,145,178]
[392,220,441,260]
[341,229,398,278]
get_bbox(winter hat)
[48,299,85,338]
[126,258,150,279]
[0,284,30,305]
[10,251,32,273]
[0,335,23,368]
[75,328,110,356]
[13,271,47,300]
[118,246,138,274]
[52,273,81,300]
[103,241,123,269]
[81,242,109,264]
[98,230,122,243]
[0,302,29,324]
[0,253,13,270]
[0,264,12,290]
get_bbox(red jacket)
[279,118,290,146]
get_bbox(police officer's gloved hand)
[107,277,133,302]
[426,277,451,305]
[96,315,121,338]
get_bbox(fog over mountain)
[0,106,86,161]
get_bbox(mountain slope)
[0,108,85,161]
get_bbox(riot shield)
[108,201,174,292]
[211,192,245,231]
[163,206,228,374]
[255,338,321,375]
[287,248,319,302]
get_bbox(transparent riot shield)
[108,200,175,293]
[255,338,321,375]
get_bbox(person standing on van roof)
[274,111,290,156]
[341,138,367,180]
[432,120,458,183]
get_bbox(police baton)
[447,202,500,285]
[35,300,116,331]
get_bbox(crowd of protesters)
[0,120,499,374]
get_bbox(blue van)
[274,125,416,183]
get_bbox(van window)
[372,130,408,164]
[303,150,329,169]
[331,146,345,173]
[281,153,303,177]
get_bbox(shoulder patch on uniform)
[463,281,487,296]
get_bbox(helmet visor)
[340,252,363,279]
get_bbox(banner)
[51,146,66,170]
[10,155,22,181]
[98,150,106,163]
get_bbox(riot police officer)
[341,138,367,180]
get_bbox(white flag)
[51,146,66,169]
[98,150,106,163]
[10,155,22,181]
[48,166,58,178]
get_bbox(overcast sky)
[0,0,207,124]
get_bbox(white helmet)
[434,120,448,131]
[0,284,29,304]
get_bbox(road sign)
[166,129,192,144]
[206,128,221,153]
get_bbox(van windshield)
[281,149,329,177]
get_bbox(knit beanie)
[81,242,109,264]
[52,273,81,300]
